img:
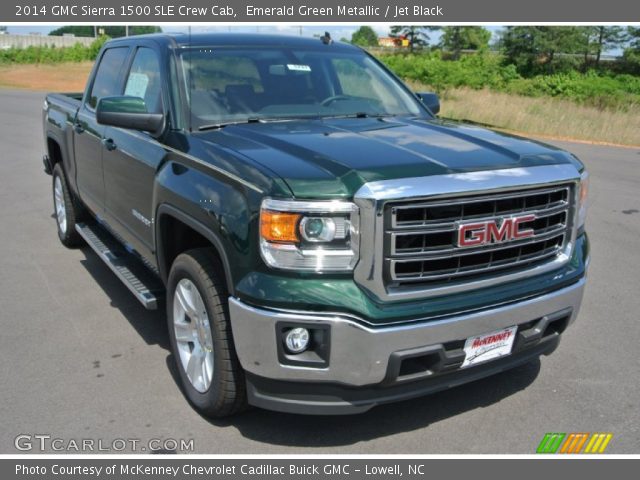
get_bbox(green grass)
[406,81,640,146]
[379,52,640,111]
[0,36,107,65]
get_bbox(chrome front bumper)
[229,278,586,387]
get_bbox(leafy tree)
[351,26,378,47]
[535,27,585,70]
[89,36,110,59]
[628,27,640,50]
[49,26,93,37]
[49,26,161,38]
[622,27,640,74]
[500,27,539,74]
[594,27,625,66]
[441,27,491,59]
[500,27,586,75]
[579,26,626,68]
[389,26,440,52]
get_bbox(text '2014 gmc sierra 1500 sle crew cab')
[43,34,590,416]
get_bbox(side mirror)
[96,96,164,135]
[416,92,440,115]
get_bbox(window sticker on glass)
[286,64,311,72]
[125,72,149,98]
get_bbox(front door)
[102,46,166,259]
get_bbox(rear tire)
[167,248,247,417]
[52,163,84,248]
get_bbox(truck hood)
[198,117,578,198]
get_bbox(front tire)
[52,163,84,248]
[167,248,247,417]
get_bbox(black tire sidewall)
[166,253,234,414]
[52,164,75,243]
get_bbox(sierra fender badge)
[131,209,152,227]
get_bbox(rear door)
[73,46,130,214]
[102,45,167,259]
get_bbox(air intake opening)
[398,352,441,378]
[542,315,570,338]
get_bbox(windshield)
[179,46,425,129]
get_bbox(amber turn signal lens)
[579,177,589,205]
[260,210,301,243]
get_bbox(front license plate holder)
[461,325,518,368]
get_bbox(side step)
[75,222,164,310]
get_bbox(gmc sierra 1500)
[43,34,589,416]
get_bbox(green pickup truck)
[43,33,589,416]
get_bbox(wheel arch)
[46,136,64,167]
[155,204,235,296]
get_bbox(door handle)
[102,138,117,151]
[73,123,84,134]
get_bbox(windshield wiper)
[322,112,397,120]
[197,117,263,131]
[197,113,397,130]
[197,115,322,131]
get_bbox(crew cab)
[43,34,589,416]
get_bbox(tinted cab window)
[88,47,129,109]
[124,48,163,114]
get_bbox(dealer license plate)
[461,325,518,368]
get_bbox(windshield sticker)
[125,73,149,99]
[286,64,311,72]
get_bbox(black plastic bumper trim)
[246,335,560,415]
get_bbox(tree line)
[48,26,161,38]
[5,25,638,77]
[351,26,640,76]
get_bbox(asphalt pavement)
[0,89,638,454]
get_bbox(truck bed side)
[43,92,83,193]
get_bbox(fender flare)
[45,133,64,164]
[155,203,235,296]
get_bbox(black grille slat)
[391,234,564,282]
[391,217,567,257]
[392,186,569,229]
[386,185,572,286]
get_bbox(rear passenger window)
[88,47,129,109]
[124,48,163,114]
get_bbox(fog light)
[284,328,310,354]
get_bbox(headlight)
[300,217,339,242]
[577,171,589,229]
[259,198,359,272]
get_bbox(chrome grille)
[385,185,573,285]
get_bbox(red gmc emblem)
[457,214,536,248]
